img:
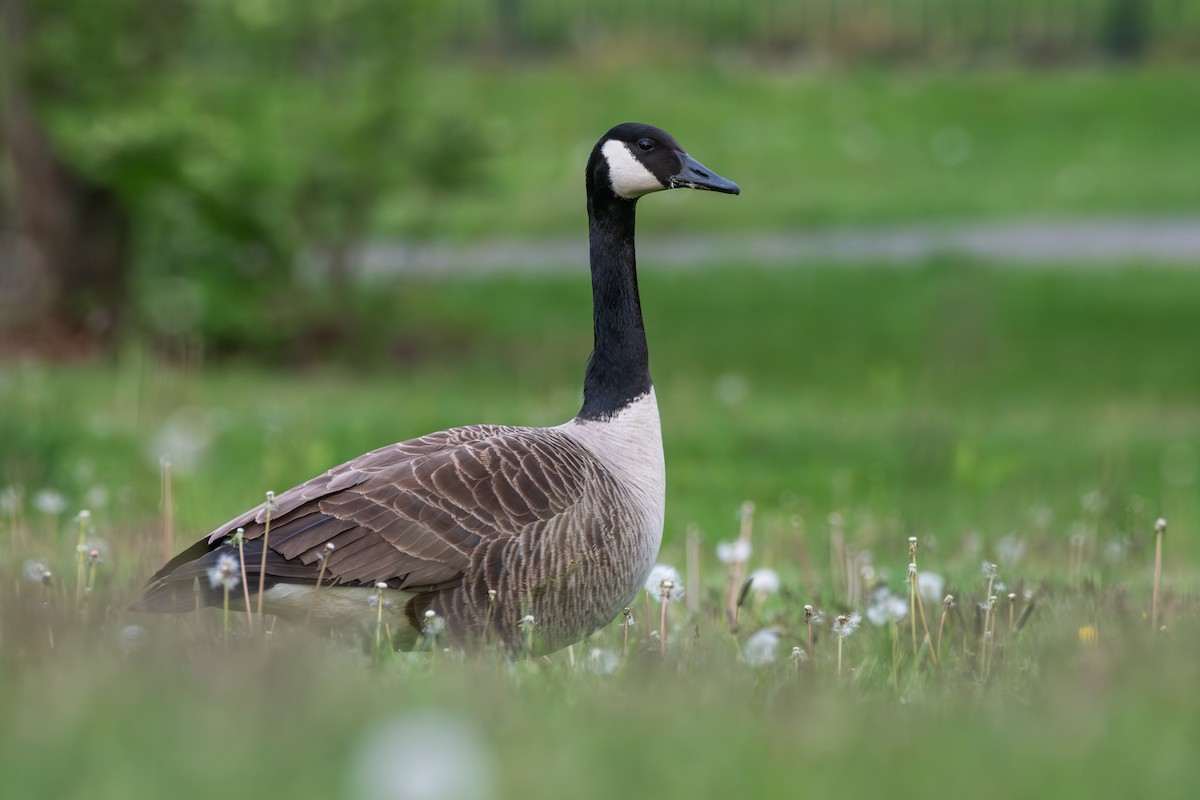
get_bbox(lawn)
[2,260,1198,798]
[378,65,1200,237]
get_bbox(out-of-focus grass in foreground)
[2,261,1199,799]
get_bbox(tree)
[1,0,478,359]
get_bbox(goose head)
[588,122,740,202]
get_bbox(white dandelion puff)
[866,588,908,626]
[351,712,493,800]
[747,567,781,595]
[832,612,862,638]
[23,558,51,583]
[917,571,945,603]
[34,489,67,516]
[743,628,781,667]
[715,539,751,565]
[644,564,684,604]
[981,560,999,580]
[586,648,621,675]
[207,553,239,591]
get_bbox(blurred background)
[3,3,1200,799]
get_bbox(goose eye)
[637,138,654,151]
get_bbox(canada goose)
[132,123,739,653]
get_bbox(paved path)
[337,217,1200,279]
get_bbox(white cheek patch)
[602,139,667,199]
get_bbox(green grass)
[3,261,1200,799]
[381,65,1200,237]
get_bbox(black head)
[587,122,740,202]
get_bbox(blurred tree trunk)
[1,0,132,353]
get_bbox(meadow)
[4,48,1200,800]
[3,259,1199,799]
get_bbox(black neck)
[578,191,651,420]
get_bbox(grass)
[380,65,1200,237]
[3,260,1200,798]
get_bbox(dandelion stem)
[304,543,333,632]
[161,457,174,562]
[234,529,255,635]
[659,587,670,656]
[256,491,275,621]
[936,595,953,663]
[222,583,230,649]
[1151,518,1166,633]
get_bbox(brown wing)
[199,424,597,591]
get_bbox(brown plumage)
[131,123,739,653]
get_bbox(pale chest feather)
[559,389,666,540]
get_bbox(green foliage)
[12,0,485,355]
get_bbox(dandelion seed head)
[715,539,752,565]
[866,588,908,626]
[325,541,336,551]
[34,489,67,516]
[832,612,862,638]
[119,624,148,654]
[981,560,999,580]
[350,711,493,800]
[790,646,808,663]
[918,571,945,603]
[422,610,445,636]
[748,568,781,595]
[587,648,621,675]
[520,614,536,626]
[1155,518,1167,536]
[743,629,781,667]
[943,594,955,607]
[907,561,918,577]
[23,559,50,583]
[207,553,239,591]
[375,581,388,590]
[644,564,684,604]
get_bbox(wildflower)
[265,490,278,513]
[422,609,445,637]
[207,553,239,591]
[804,605,825,625]
[917,571,945,603]
[790,646,808,663]
[1078,624,1099,646]
[519,614,536,627]
[34,489,66,516]
[587,648,621,675]
[747,568,780,595]
[716,539,751,565]
[119,625,148,655]
[620,608,635,627]
[981,560,999,580]
[866,588,908,626]
[23,559,50,583]
[644,564,684,604]
[80,539,110,564]
[351,712,493,800]
[996,535,1026,565]
[743,628,781,667]
[832,612,862,638]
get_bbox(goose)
[131,123,739,653]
